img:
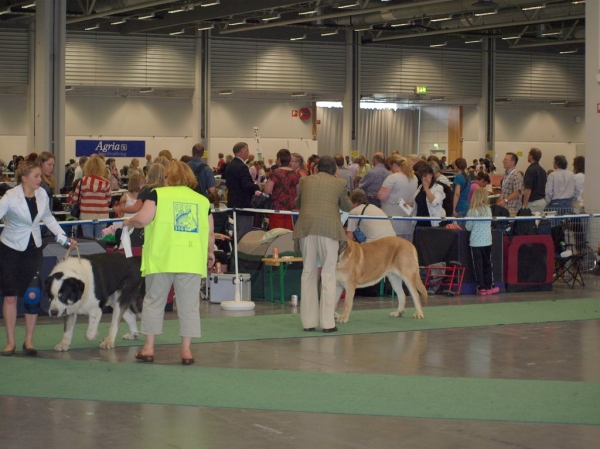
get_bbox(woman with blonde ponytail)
[377,154,418,242]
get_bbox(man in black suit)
[224,142,259,241]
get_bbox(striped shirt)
[72,175,111,219]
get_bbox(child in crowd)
[117,173,145,218]
[465,187,499,296]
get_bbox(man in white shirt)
[545,155,577,212]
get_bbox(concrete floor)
[1,277,600,449]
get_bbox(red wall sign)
[292,110,298,117]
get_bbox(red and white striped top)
[72,175,111,219]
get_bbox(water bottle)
[55,234,71,248]
[23,272,41,314]
[272,247,279,259]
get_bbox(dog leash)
[63,244,82,262]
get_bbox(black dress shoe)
[322,327,338,333]
[22,344,38,356]
[181,357,195,366]
[1,347,15,356]
[303,327,316,332]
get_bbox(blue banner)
[75,140,146,158]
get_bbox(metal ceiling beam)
[370,13,585,42]
[67,0,175,23]
[218,0,456,35]
[510,38,585,48]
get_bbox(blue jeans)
[545,199,572,215]
[81,223,105,239]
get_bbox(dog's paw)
[54,341,71,352]
[85,331,98,341]
[99,338,115,350]
[122,332,139,340]
[335,315,349,323]
[389,310,404,318]
[412,311,424,319]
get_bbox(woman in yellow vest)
[123,161,215,365]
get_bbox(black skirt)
[0,241,43,297]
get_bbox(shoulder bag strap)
[357,204,368,227]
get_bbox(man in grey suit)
[334,153,353,192]
[293,156,352,333]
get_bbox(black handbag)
[352,205,368,243]
[70,183,81,218]
[250,192,273,210]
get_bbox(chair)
[554,247,585,288]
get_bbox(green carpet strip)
[2,298,600,351]
[1,358,599,425]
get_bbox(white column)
[585,1,600,211]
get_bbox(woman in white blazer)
[0,162,76,357]
[413,164,446,228]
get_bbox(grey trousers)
[141,273,202,338]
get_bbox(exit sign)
[415,86,428,95]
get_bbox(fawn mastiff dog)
[335,236,427,323]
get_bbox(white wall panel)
[0,30,29,86]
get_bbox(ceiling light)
[65,86,74,91]
[391,21,412,27]
[111,18,126,25]
[541,31,561,36]
[168,7,187,14]
[0,7,11,15]
[169,29,185,35]
[298,10,317,15]
[22,2,35,8]
[290,35,306,41]
[572,1,585,4]
[502,35,521,40]
[431,97,445,101]
[430,15,453,22]
[321,30,338,36]
[229,19,247,26]
[465,38,483,43]
[551,101,567,105]
[560,49,578,54]
[430,42,447,47]
[201,0,220,6]
[219,89,234,95]
[291,92,306,97]
[474,10,498,16]
[140,87,154,93]
[495,98,514,102]
[85,24,100,31]
[338,2,360,9]
[354,26,372,32]
[138,13,155,20]
[522,4,546,10]
[262,14,281,22]
[198,24,214,31]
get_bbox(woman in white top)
[413,164,446,227]
[573,156,585,212]
[377,154,418,242]
[0,162,76,356]
[346,189,396,243]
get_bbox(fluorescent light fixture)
[140,87,154,93]
[85,24,100,30]
[430,42,447,47]
[169,29,185,35]
[430,15,453,22]
[201,0,220,6]
[551,101,567,105]
[391,21,412,27]
[111,18,126,25]
[229,19,247,26]
[262,14,281,22]
[354,26,372,32]
[321,30,338,36]
[290,35,306,41]
[541,31,561,36]
[0,7,11,15]
[502,35,521,40]
[560,49,578,54]
[22,2,35,8]
[168,7,187,14]
[572,1,585,4]
[138,13,155,19]
[219,89,234,95]
[65,86,74,91]
[299,10,317,15]
[291,92,306,97]
[522,3,546,10]
[495,98,514,102]
[431,97,445,101]
[338,2,360,9]
[465,38,483,43]
[474,10,498,16]
[197,24,214,31]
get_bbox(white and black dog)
[45,252,145,352]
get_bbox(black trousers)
[470,245,493,290]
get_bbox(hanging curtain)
[359,109,418,160]
[316,107,343,156]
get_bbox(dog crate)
[421,261,465,296]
